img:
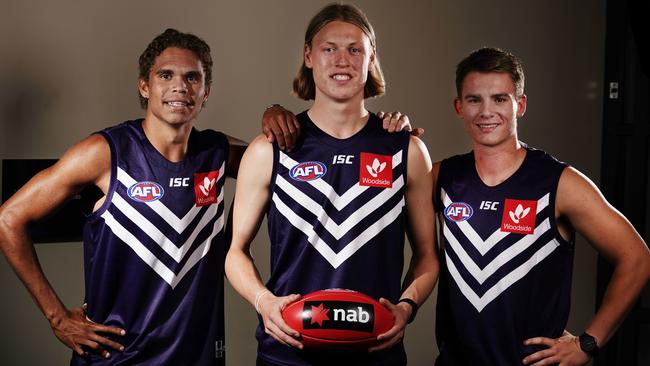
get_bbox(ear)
[516,94,527,118]
[202,85,211,106]
[304,44,313,69]
[368,47,376,69]
[453,97,463,117]
[138,78,149,99]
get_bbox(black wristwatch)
[397,298,418,324]
[578,332,599,357]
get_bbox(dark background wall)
[0,1,605,364]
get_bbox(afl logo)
[128,181,164,202]
[444,202,473,222]
[290,161,327,182]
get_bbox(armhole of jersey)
[434,158,448,213]
[221,132,230,173]
[402,132,411,190]
[549,164,575,247]
[86,131,117,220]
[269,142,280,195]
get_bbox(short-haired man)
[433,47,650,366]
[0,28,293,365]
[225,3,438,366]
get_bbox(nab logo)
[302,301,374,332]
[359,152,392,188]
[444,202,473,222]
[290,161,327,182]
[194,171,219,206]
[501,199,537,234]
[128,181,164,202]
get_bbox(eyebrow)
[156,69,173,76]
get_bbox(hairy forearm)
[585,256,650,346]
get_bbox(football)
[281,289,395,348]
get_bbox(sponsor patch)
[359,152,392,188]
[194,171,219,206]
[290,161,327,181]
[127,181,164,202]
[444,202,474,222]
[501,199,537,234]
[302,301,374,332]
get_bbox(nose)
[334,50,350,67]
[171,76,188,93]
[479,101,495,118]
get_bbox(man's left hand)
[368,298,411,352]
[523,332,591,366]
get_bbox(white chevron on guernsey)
[278,150,403,211]
[445,239,560,312]
[441,189,550,255]
[116,162,225,233]
[272,193,405,268]
[443,217,551,284]
[274,174,404,240]
[101,207,225,289]
[111,189,223,263]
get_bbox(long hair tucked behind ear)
[293,3,385,100]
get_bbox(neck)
[141,116,193,162]
[473,139,526,186]
[308,96,369,139]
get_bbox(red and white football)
[281,289,395,348]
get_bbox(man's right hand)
[262,105,301,151]
[258,293,304,349]
[51,304,125,359]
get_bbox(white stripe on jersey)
[278,150,403,211]
[272,193,405,268]
[116,162,225,233]
[274,174,404,240]
[445,239,559,312]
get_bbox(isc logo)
[290,161,327,181]
[302,301,374,332]
[128,181,164,202]
[444,202,473,222]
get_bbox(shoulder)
[556,166,605,217]
[243,134,274,161]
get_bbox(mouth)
[331,73,352,81]
[164,100,194,111]
[475,122,500,132]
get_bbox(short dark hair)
[138,28,213,109]
[293,3,385,100]
[455,47,525,98]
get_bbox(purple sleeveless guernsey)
[434,145,573,366]
[258,111,410,366]
[73,120,228,365]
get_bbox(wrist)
[397,298,418,324]
[578,332,599,357]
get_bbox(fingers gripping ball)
[281,289,395,348]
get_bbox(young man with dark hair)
[225,4,438,366]
[432,47,650,366]
[0,28,294,365]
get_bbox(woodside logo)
[194,171,219,206]
[359,152,392,188]
[500,198,537,234]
